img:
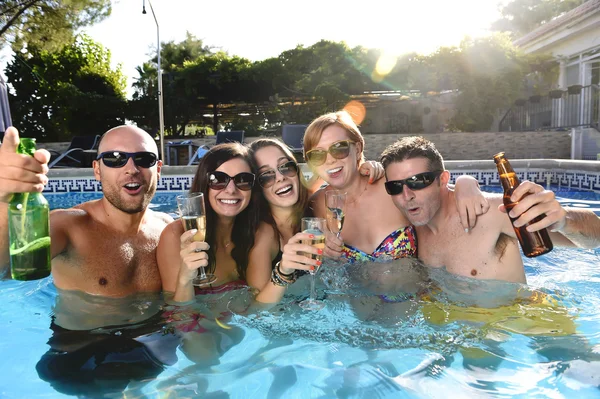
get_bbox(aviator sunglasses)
[305,140,354,166]
[97,151,158,168]
[258,160,299,188]
[208,171,255,191]
[384,171,443,195]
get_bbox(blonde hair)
[303,110,365,164]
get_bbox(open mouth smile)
[275,185,293,196]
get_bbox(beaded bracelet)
[271,262,297,287]
[271,268,291,287]
[276,261,296,279]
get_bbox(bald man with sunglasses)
[381,136,600,284]
[0,126,173,297]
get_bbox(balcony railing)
[499,84,600,132]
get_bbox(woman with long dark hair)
[157,143,261,302]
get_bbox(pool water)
[1,187,599,398]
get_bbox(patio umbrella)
[0,75,13,139]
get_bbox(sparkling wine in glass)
[325,190,346,237]
[299,217,326,311]
[177,192,216,287]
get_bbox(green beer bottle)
[8,138,51,280]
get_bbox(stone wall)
[359,130,573,161]
[204,130,571,161]
[41,130,573,165]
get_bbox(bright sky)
[1,0,503,96]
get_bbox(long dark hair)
[190,143,261,281]
[248,138,309,239]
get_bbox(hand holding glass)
[299,217,326,311]
[325,190,346,237]
[177,192,216,286]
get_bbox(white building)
[514,0,600,89]
[506,0,600,159]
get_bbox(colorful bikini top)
[342,225,417,264]
[194,279,247,296]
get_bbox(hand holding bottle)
[494,152,553,257]
[498,180,567,232]
[0,127,50,202]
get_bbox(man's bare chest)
[417,224,508,279]
[53,230,162,294]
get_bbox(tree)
[428,34,557,131]
[0,0,111,52]
[158,32,213,72]
[492,0,588,37]
[6,34,126,141]
[179,52,255,134]
[129,33,214,137]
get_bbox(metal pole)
[144,0,165,162]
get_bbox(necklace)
[346,178,368,205]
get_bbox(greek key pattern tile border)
[448,170,600,192]
[43,171,600,194]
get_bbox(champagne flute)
[176,192,216,286]
[325,190,346,238]
[299,217,326,311]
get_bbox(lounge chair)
[282,124,307,161]
[49,135,101,168]
[187,131,245,165]
[187,146,210,165]
[215,130,245,145]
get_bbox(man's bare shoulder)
[146,209,174,226]
[484,192,502,199]
[50,201,96,223]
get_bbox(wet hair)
[190,143,261,281]
[380,136,445,172]
[249,138,309,236]
[303,110,365,164]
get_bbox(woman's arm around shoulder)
[453,175,490,232]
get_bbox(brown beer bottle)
[493,152,553,257]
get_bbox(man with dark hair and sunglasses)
[381,136,600,284]
[0,126,177,395]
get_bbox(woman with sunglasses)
[243,139,312,291]
[157,143,262,302]
[246,138,388,292]
[303,110,487,264]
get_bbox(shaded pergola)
[187,91,424,128]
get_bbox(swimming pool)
[1,187,599,398]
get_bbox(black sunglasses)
[305,140,354,166]
[258,160,299,188]
[384,171,443,195]
[97,151,158,168]
[208,171,255,191]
